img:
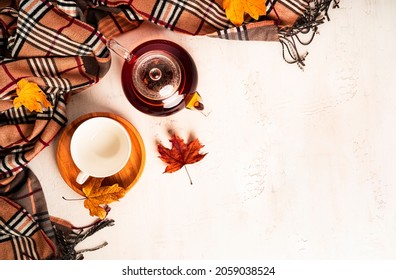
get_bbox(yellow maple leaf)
[82,181,126,219]
[222,0,266,26]
[13,79,53,113]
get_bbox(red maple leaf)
[157,133,207,184]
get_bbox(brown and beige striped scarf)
[0,0,339,259]
[0,168,114,259]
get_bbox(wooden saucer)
[56,112,145,196]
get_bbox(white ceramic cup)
[70,117,131,185]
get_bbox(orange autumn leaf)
[222,0,267,26]
[13,78,52,113]
[82,181,126,219]
[158,134,207,184]
[83,199,108,220]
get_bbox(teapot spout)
[107,39,132,62]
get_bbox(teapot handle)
[107,39,132,62]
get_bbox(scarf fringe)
[278,0,340,69]
[52,218,115,260]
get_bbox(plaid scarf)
[0,0,339,259]
[0,168,114,259]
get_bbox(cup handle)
[76,171,90,185]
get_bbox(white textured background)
[30,0,396,259]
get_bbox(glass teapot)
[108,39,206,117]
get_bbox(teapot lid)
[132,50,181,101]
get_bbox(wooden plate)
[56,112,145,196]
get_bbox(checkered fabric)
[0,196,56,259]
[0,169,57,259]
[0,168,114,259]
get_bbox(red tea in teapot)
[121,40,198,116]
